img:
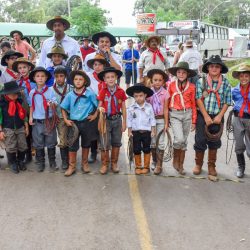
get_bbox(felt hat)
[1,50,23,66]
[10,30,23,38]
[29,67,52,83]
[12,57,35,72]
[232,64,250,79]
[168,61,197,78]
[47,45,68,60]
[145,36,161,48]
[46,16,70,31]
[70,70,90,87]
[86,54,110,70]
[0,81,24,95]
[205,122,224,142]
[202,55,228,74]
[97,67,123,81]
[126,83,154,97]
[81,37,91,42]
[92,31,117,47]
[147,69,169,82]
[184,40,193,47]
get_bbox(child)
[52,66,73,170]
[97,67,127,174]
[46,45,68,87]
[0,81,29,173]
[0,50,23,83]
[193,55,231,178]
[29,67,58,172]
[167,62,197,175]
[61,70,98,177]
[13,57,36,163]
[126,83,156,175]
[147,69,169,175]
[231,64,250,178]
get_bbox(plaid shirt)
[196,75,232,115]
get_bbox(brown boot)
[111,147,120,173]
[193,151,205,175]
[134,154,142,175]
[154,150,164,175]
[208,149,217,176]
[100,150,109,175]
[178,150,186,175]
[64,152,77,177]
[82,148,90,173]
[141,153,151,174]
[172,148,181,171]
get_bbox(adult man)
[39,16,82,68]
[84,31,122,73]
[122,39,140,89]
[80,37,96,61]
[10,30,36,62]
[138,36,169,86]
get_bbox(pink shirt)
[15,41,33,59]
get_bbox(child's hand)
[191,123,196,132]
[204,115,213,127]
[98,107,105,113]
[65,119,74,127]
[213,114,222,125]
[165,124,169,131]
[121,121,126,132]
[0,131,5,141]
[151,128,156,138]
[29,118,34,126]
[87,112,97,122]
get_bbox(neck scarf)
[152,87,163,115]
[107,86,118,116]
[148,48,164,64]
[6,68,19,80]
[4,95,26,120]
[20,76,31,94]
[53,83,68,103]
[93,72,106,93]
[32,86,48,112]
[171,80,190,110]
[74,87,86,106]
[207,74,223,108]
[239,83,250,117]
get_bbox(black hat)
[54,65,68,76]
[97,67,123,81]
[10,30,23,38]
[205,122,224,142]
[70,70,90,87]
[126,83,154,97]
[168,61,197,78]
[29,67,52,83]
[147,69,169,82]
[1,50,24,66]
[202,55,228,74]
[0,81,24,95]
[92,32,117,47]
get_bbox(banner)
[136,13,156,35]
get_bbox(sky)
[99,0,137,27]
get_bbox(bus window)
[214,27,218,39]
[205,25,209,39]
[222,29,225,39]
[209,26,213,38]
[218,28,221,39]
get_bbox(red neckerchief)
[20,76,31,94]
[148,48,165,64]
[93,72,106,93]
[74,87,87,105]
[207,74,223,108]
[32,86,48,112]
[6,68,19,80]
[53,83,68,103]
[4,95,26,120]
[239,84,250,117]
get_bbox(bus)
[156,20,229,59]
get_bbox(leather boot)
[134,154,142,175]
[208,149,217,176]
[36,149,45,172]
[236,153,245,178]
[151,148,157,171]
[172,148,181,171]
[7,152,19,174]
[88,140,98,163]
[82,148,90,173]
[141,153,151,174]
[154,150,164,175]
[100,150,109,175]
[60,147,69,170]
[48,147,58,172]
[64,152,77,176]
[17,151,27,171]
[178,150,186,175]
[193,151,205,175]
[111,147,120,173]
[24,150,32,164]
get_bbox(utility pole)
[67,0,71,17]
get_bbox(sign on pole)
[136,13,156,35]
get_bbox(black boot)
[7,152,19,174]
[36,149,45,172]
[24,150,32,164]
[48,147,58,172]
[236,153,245,178]
[17,151,27,171]
[60,147,68,170]
[88,140,97,163]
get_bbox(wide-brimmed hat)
[92,32,117,47]
[87,54,110,70]
[46,16,70,31]
[184,40,193,47]
[70,70,90,87]
[10,30,23,38]
[0,81,24,95]
[147,69,169,82]
[12,57,35,72]
[65,123,79,147]
[205,122,224,142]
[81,37,91,42]
[97,67,123,81]
[232,64,250,79]
[202,55,228,74]
[29,67,52,82]
[1,50,23,66]
[145,36,161,48]
[47,45,68,60]
[126,83,154,97]
[168,61,197,78]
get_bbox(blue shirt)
[232,83,250,113]
[46,66,56,87]
[17,78,36,106]
[122,49,140,70]
[29,86,57,119]
[60,89,98,121]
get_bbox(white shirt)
[38,34,83,68]
[87,72,99,95]
[0,69,18,84]
[179,48,202,71]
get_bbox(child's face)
[208,64,222,77]
[17,63,30,77]
[152,74,164,90]
[93,61,104,74]
[34,72,47,86]
[104,72,117,87]
[51,54,63,66]
[239,72,250,86]
[176,69,188,82]
[74,75,85,89]
[55,73,66,86]
[6,56,18,68]
[7,93,18,100]
[134,92,147,105]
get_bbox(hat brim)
[147,69,168,82]
[202,62,228,74]
[70,70,90,87]
[0,86,24,95]
[232,70,250,79]
[92,32,117,47]
[29,69,52,83]
[47,52,68,60]
[12,60,35,73]
[126,85,154,97]
[145,36,161,47]
[1,52,24,66]
[168,66,197,78]
[10,30,23,38]
[46,18,70,31]
[87,58,110,70]
[97,68,123,81]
